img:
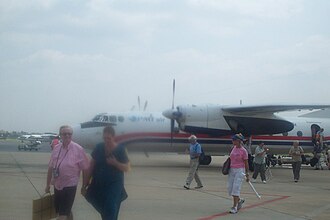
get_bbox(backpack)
[199,146,205,163]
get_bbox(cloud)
[1,0,330,132]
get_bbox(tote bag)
[222,157,231,175]
[32,193,56,220]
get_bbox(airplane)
[18,133,57,142]
[18,134,43,140]
[72,105,330,166]
[72,111,189,153]
[162,104,330,153]
[41,133,58,142]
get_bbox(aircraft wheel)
[200,155,212,165]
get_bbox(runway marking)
[9,153,42,197]
[198,194,290,220]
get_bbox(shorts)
[227,168,244,197]
[54,186,77,216]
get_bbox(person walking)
[50,135,60,151]
[227,134,249,214]
[316,128,325,147]
[251,142,268,183]
[184,135,203,190]
[82,125,131,220]
[313,141,323,170]
[45,125,89,220]
[243,136,254,172]
[289,140,304,182]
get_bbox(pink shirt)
[230,145,248,168]
[49,141,89,190]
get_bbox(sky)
[1,0,330,133]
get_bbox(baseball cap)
[232,133,244,141]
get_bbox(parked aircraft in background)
[18,133,57,143]
[18,134,43,140]
[72,106,330,165]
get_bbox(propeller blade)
[172,79,175,109]
[138,96,141,111]
[143,101,148,111]
[170,119,174,147]
[171,79,176,147]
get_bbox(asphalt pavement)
[0,140,330,220]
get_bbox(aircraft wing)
[222,105,330,116]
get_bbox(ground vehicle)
[18,140,41,151]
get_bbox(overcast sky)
[1,0,330,133]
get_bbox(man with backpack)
[184,135,203,190]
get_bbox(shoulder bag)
[222,157,231,175]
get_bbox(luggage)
[32,193,56,220]
[310,157,319,167]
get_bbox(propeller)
[162,79,183,146]
[131,97,148,111]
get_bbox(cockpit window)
[102,116,109,122]
[109,116,117,123]
[92,115,103,121]
[118,116,124,122]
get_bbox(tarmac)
[0,140,330,220]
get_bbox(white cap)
[188,135,197,141]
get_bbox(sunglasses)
[61,133,72,136]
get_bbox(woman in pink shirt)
[45,125,89,220]
[227,134,250,214]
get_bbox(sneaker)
[251,178,256,183]
[237,198,245,210]
[183,185,190,190]
[229,207,237,214]
[294,179,298,183]
[262,180,267,184]
[195,185,203,189]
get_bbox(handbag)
[222,157,231,175]
[32,193,57,220]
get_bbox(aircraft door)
[311,124,321,145]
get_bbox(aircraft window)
[118,116,124,122]
[102,116,109,122]
[92,115,102,121]
[109,116,117,123]
[282,132,288,136]
[297,131,303,137]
